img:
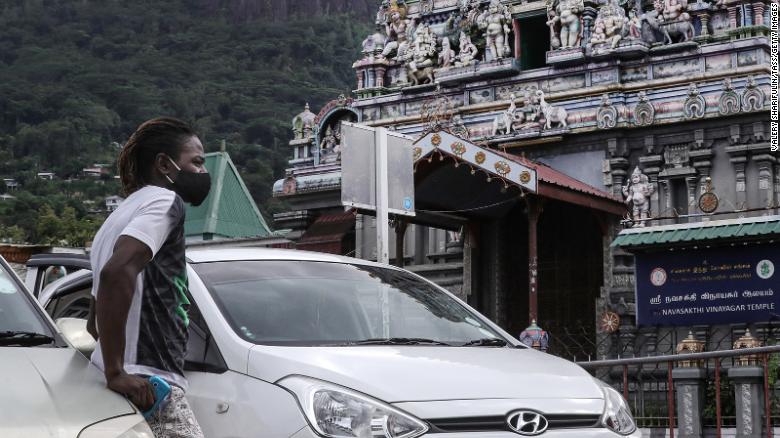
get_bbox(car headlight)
[78,415,154,438]
[601,386,637,435]
[278,375,429,438]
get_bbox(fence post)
[673,332,707,438]
[730,330,766,438]
[672,368,707,438]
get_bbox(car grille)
[427,414,601,433]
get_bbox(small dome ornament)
[733,329,762,366]
[519,320,549,351]
[675,331,705,368]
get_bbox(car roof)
[185,247,385,268]
[26,253,90,269]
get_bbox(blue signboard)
[635,245,780,326]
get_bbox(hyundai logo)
[506,410,549,436]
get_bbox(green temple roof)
[185,151,271,241]
[611,215,780,250]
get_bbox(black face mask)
[165,156,211,207]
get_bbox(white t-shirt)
[90,185,190,389]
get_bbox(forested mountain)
[0,0,371,245]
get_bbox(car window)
[192,261,503,346]
[0,262,51,336]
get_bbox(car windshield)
[193,260,505,346]
[0,261,53,342]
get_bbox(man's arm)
[96,235,155,411]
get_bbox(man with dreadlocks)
[86,117,210,437]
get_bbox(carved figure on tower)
[627,9,642,39]
[622,167,655,227]
[588,0,628,52]
[641,0,693,44]
[547,0,584,50]
[455,31,479,67]
[379,0,412,62]
[438,36,456,68]
[406,24,437,85]
[477,0,513,61]
[546,9,562,49]
[447,0,482,38]
[319,125,342,163]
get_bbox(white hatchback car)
[40,248,640,438]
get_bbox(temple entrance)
[411,130,622,355]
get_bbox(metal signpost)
[340,121,415,264]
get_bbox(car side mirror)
[56,317,96,357]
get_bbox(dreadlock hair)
[117,117,196,196]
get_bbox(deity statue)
[448,0,482,36]
[438,36,456,68]
[319,125,342,162]
[627,10,642,39]
[455,31,479,67]
[622,167,655,227]
[547,0,584,50]
[590,21,607,46]
[407,24,437,85]
[546,9,562,49]
[589,0,628,51]
[661,0,690,22]
[379,1,412,62]
[477,0,513,61]
[642,0,693,44]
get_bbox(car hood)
[0,347,135,437]
[248,345,603,402]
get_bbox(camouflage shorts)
[146,386,204,438]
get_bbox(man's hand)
[107,371,155,411]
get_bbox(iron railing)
[577,345,780,438]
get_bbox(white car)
[0,254,153,438]
[40,248,640,438]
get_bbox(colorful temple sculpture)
[274,0,773,360]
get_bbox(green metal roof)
[185,151,271,240]
[611,215,780,249]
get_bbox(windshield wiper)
[460,338,508,347]
[0,331,56,346]
[338,337,453,346]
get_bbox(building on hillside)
[274,0,773,360]
[3,178,20,190]
[104,195,124,212]
[83,167,109,178]
[37,172,55,181]
[184,150,272,243]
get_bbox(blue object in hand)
[142,376,171,419]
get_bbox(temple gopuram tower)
[275,0,773,359]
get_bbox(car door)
[24,253,90,298]
[37,263,246,435]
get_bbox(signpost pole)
[375,127,390,264]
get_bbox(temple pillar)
[527,198,543,323]
[753,1,765,26]
[728,4,738,28]
[375,66,386,88]
[754,155,777,208]
[356,70,365,90]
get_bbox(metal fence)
[577,345,780,438]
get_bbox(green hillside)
[0,0,370,245]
